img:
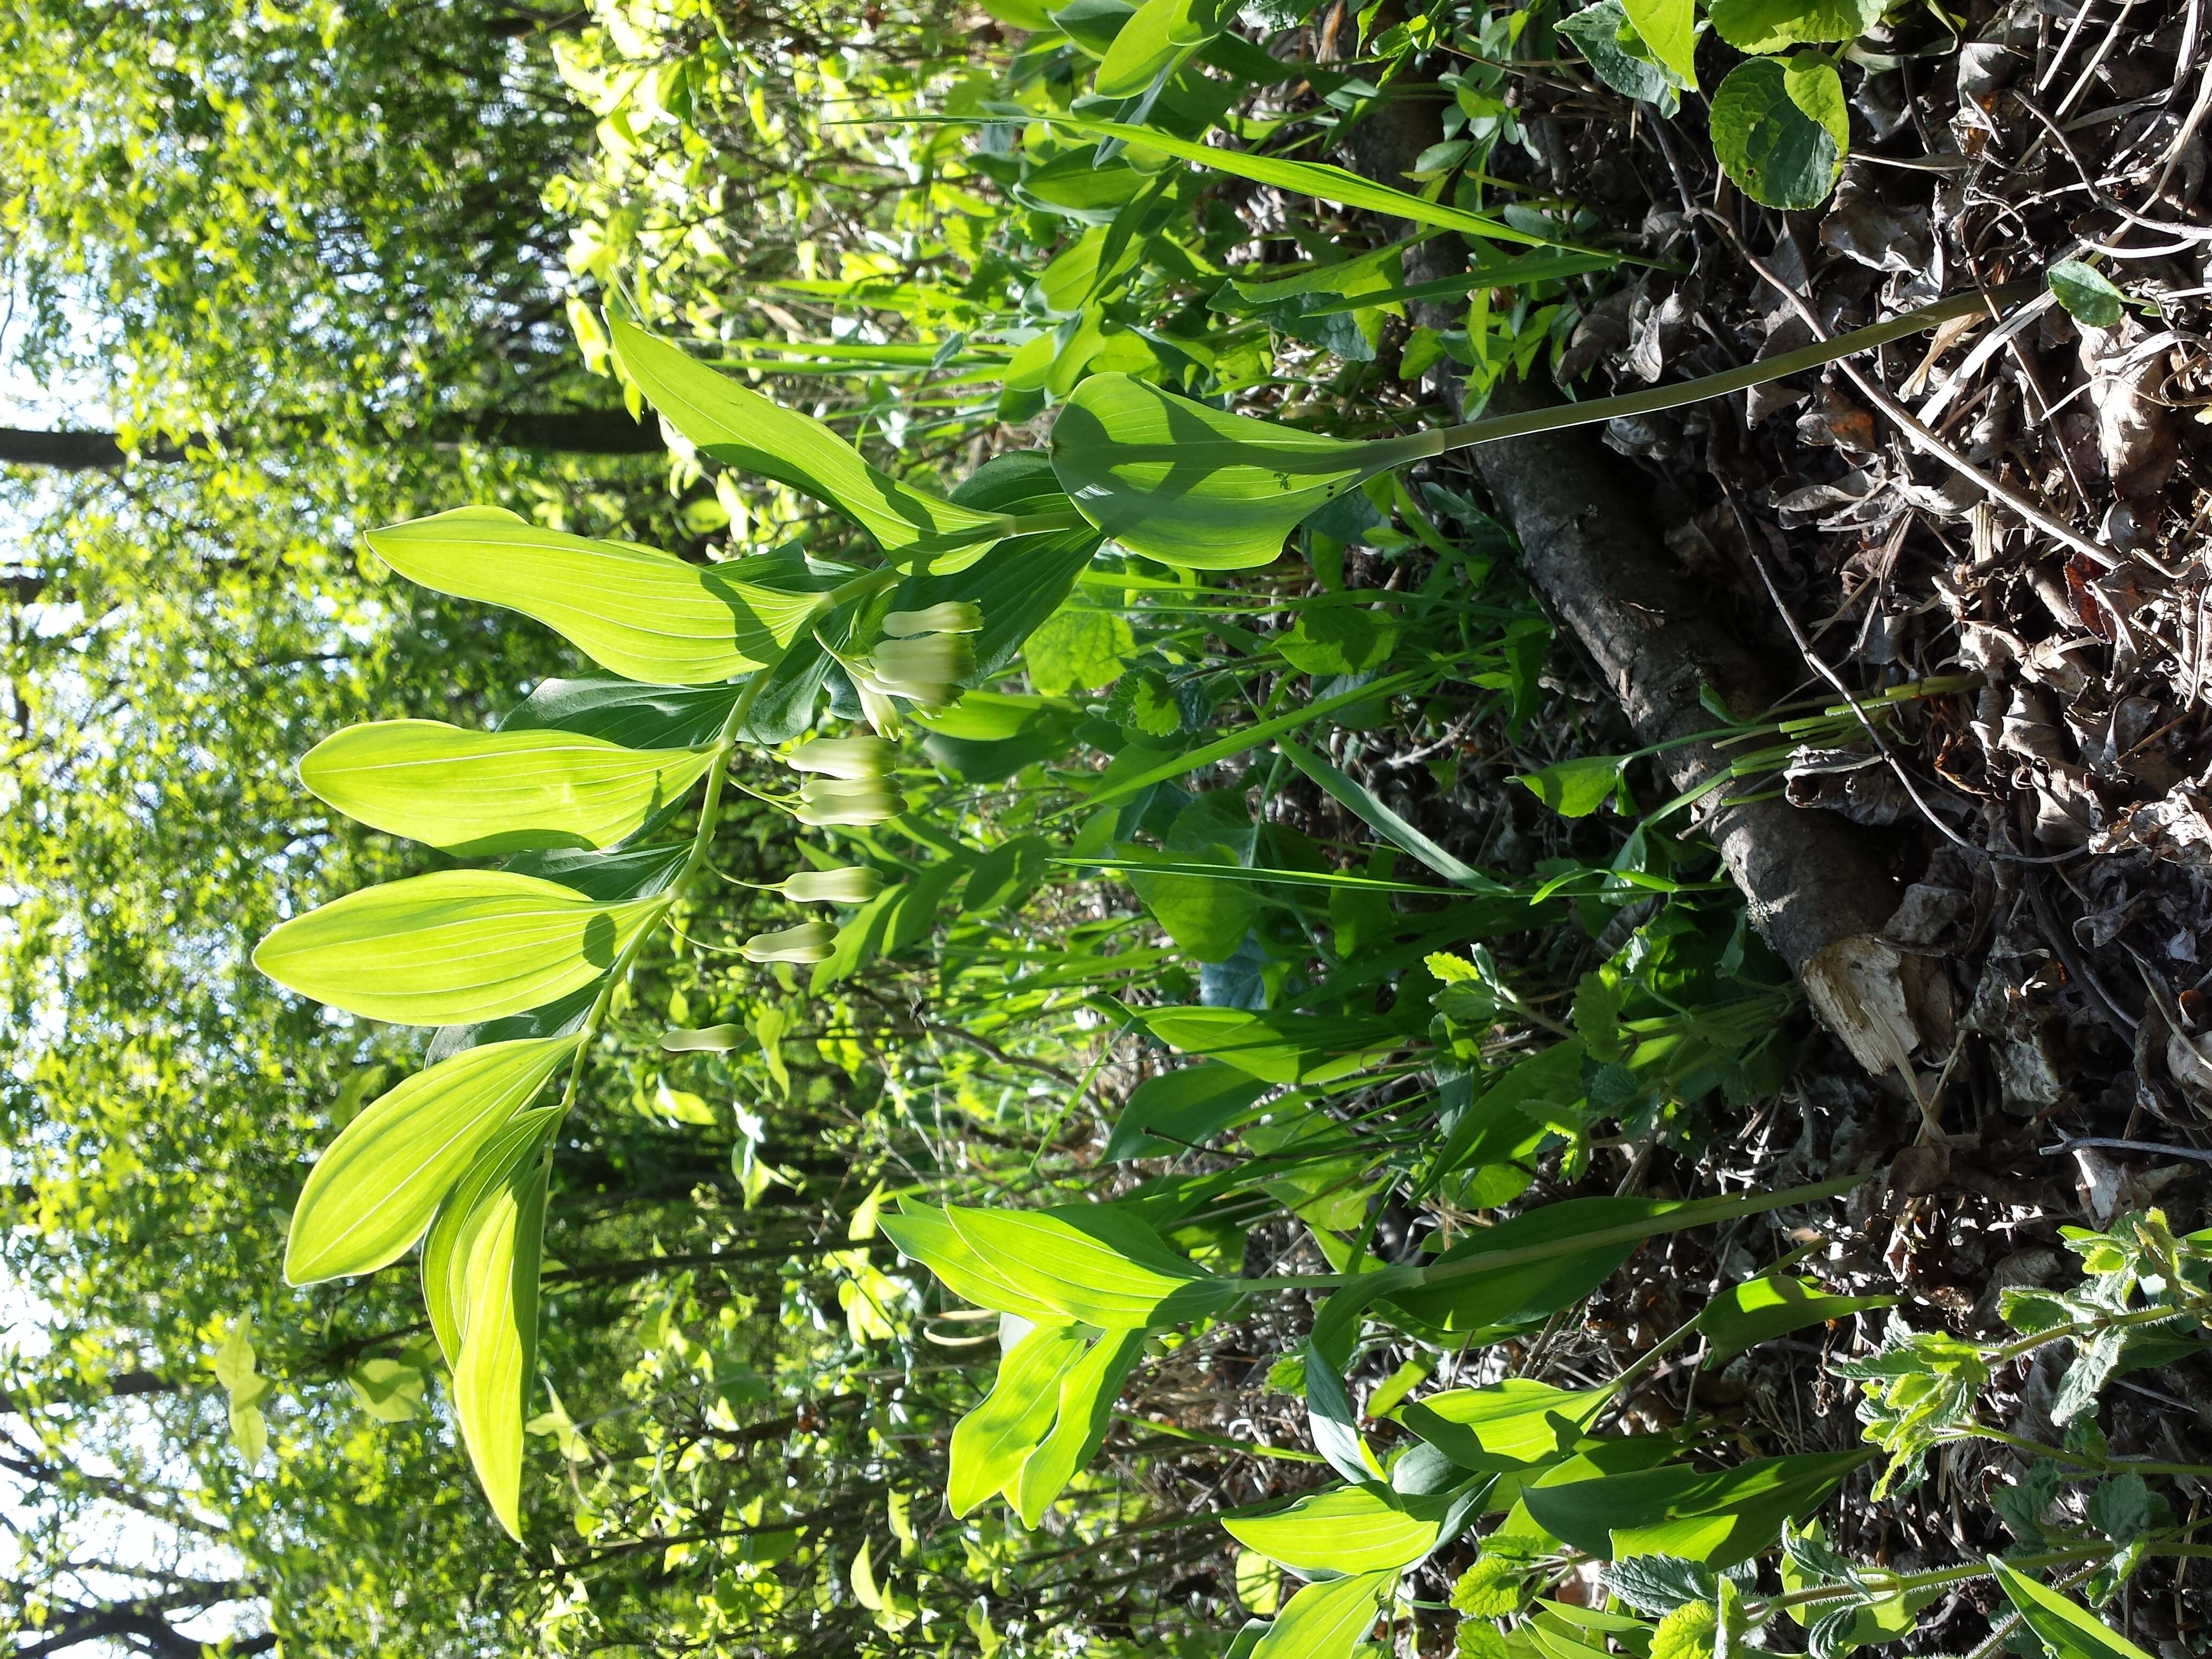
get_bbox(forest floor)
[1079,0,2212,1648]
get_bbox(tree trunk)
[1337,91,1933,1081]
[0,407,662,472]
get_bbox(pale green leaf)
[948,1320,1090,1516]
[1617,0,1697,86]
[286,1034,580,1284]
[1516,754,1623,818]
[1708,0,1883,51]
[1991,1557,2156,1659]
[945,1204,1241,1328]
[1012,1327,1146,1525]
[253,869,659,1027]
[1225,1484,1444,1574]
[607,316,1012,570]
[1251,1568,1393,1659]
[301,720,715,853]
[879,1205,1067,1324]
[1396,1379,1611,1470]
[366,506,824,686]
[1094,0,1216,96]
[421,1108,557,1539]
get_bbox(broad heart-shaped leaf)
[1395,1379,1611,1471]
[254,870,660,1027]
[286,1034,580,1285]
[1991,1556,2157,1659]
[944,1204,1242,1328]
[1709,55,1848,212]
[301,720,715,854]
[1708,0,1882,51]
[1519,1451,1866,1567]
[1517,753,1623,818]
[1094,0,1216,96]
[607,316,1012,571]
[365,507,825,686]
[1697,1273,1895,1365]
[1251,1567,1393,1659]
[948,1320,1090,1516]
[1012,1327,1146,1526]
[1050,375,1433,569]
[1225,1483,1446,1574]
[1617,0,1697,86]
[879,1205,1065,1324]
[421,1107,555,1541]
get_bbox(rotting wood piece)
[1336,93,1935,1079]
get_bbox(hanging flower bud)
[796,776,906,826]
[780,866,884,904]
[738,921,836,963]
[883,601,983,638]
[866,632,976,706]
[784,736,895,779]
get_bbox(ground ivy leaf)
[1708,0,1882,53]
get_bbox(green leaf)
[607,315,1013,571]
[1383,1195,1662,1334]
[1024,606,1134,693]
[1276,607,1400,676]
[1094,0,1217,97]
[365,507,825,686]
[2048,260,2128,329]
[1396,1379,1611,1471]
[945,1203,1242,1327]
[1050,373,1425,569]
[499,674,741,750]
[1697,1274,1895,1365]
[1708,0,1883,51]
[1103,1063,1270,1161]
[899,450,1104,679]
[1617,0,1698,86]
[421,1106,556,1540]
[1993,1558,2155,1658]
[300,720,715,854]
[1520,1452,1866,1566]
[1709,55,1847,211]
[879,1205,1068,1324]
[1225,1484,1445,1574]
[1012,1328,1147,1525]
[948,1320,1090,1516]
[1559,1,1688,112]
[1518,754,1622,817]
[285,1034,580,1284]
[1138,1006,1403,1084]
[1052,118,1594,253]
[1276,736,1505,891]
[1250,1568,1393,1659]
[1130,791,1262,962]
[254,869,660,1027]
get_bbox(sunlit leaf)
[301,720,715,853]
[367,506,824,685]
[286,1034,580,1284]
[254,869,659,1026]
[608,315,1014,570]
